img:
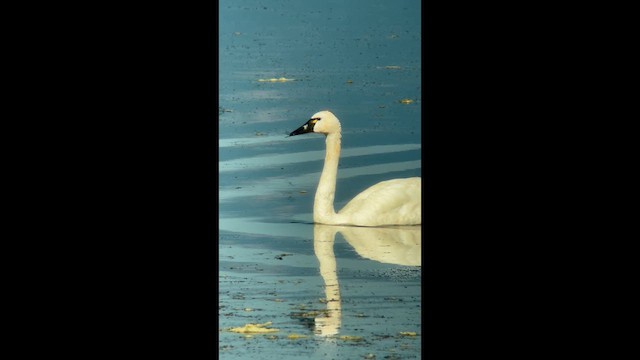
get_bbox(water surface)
[219,0,422,358]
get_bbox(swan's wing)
[338,177,421,226]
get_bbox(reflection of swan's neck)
[314,225,341,336]
[314,133,341,224]
[314,226,340,292]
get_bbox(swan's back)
[338,177,421,226]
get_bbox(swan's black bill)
[289,118,319,137]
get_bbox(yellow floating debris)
[287,333,308,340]
[299,190,307,194]
[228,322,279,334]
[399,331,418,337]
[257,77,295,82]
[243,308,253,312]
[399,99,414,104]
[338,335,363,341]
[346,80,353,84]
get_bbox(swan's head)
[289,110,341,136]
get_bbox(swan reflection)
[312,224,421,336]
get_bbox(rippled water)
[219,0,422,358]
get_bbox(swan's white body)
[289,110,421,226]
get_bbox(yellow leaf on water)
[399,99,414,104]
[399,331,418,336]
[257,77,295,82]
[287,333,308,339]
[228,322,279,334]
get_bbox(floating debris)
[228,322,279,334]
[363,354,376,359]
[346,79,353,84]
[287,333,308,340]
[399,331,418,337]
[257,77,295,82]
[291,310,327,318]
[399,99,414,104]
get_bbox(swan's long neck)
[314,132,341,224]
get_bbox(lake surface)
[219,0,422,358]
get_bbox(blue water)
[219,0,422,358]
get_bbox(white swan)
[289,110,421,226]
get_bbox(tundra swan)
[289,110,421,226]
